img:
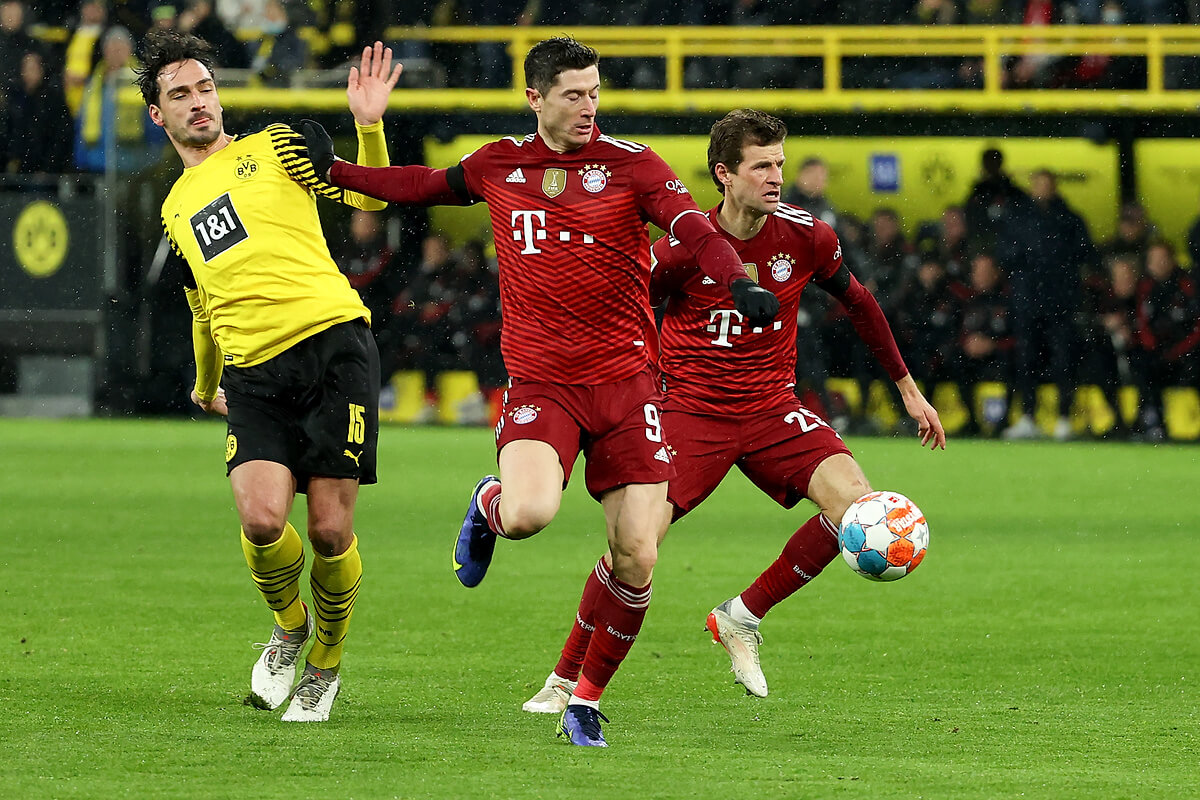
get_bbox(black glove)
[730,277,780,328]
[300,118,336,181]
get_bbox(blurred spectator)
[956,251,1014,435]
[249,0,309,85]
[390,233,462,387]
[782,156,837,230]
[1008,0,1065,89]
[1000,168,1097,441]
[1103,201,1154,268]
[73,25,166,172]
[178,0,249,68]
[216,0,269,31]
[1,50,74,174]
[64,0,108,115]
[861,207,916,317]
[462,0,534,89]
[1133,240,1200,441]
[0,0,35,95]
[1078,253,1140,438]
[893,0,962,89]
[913,204,971,283]
[895,255,964,397]
[332,210,402,385]
[445,239,504,390]
[150,2,177,30]
[965,147,1024,255]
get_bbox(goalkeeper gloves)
[730,278,780,328]
[300,118,336,181]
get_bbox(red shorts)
[664,399,852,518]
[495,368,675,500]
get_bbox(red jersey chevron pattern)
[650,203,843,415]
[459,128,704,384]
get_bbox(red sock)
[479,481,506,537]
[740,513,840,619]
[553,558,609,681]
[574,573,651,702]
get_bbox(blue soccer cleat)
[558,704,610,747]
[453,475,499,587]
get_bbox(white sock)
[729,595,762,629]
[568,696,600,710]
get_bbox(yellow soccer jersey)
[162,121,388,368]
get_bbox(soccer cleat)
[281,663,341,722]
[454,475,499,588]
[558,704,609,747]
[522,672,578,714]
[706,601,768,698]
[249,610,313,710]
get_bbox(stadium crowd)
[0,0,1198,439]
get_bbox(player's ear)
[526,87,541,113]
[715,162,733,187]
[148,104,165,128]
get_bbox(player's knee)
[828,476,872,523]
[307,525,353,558]
[240,506,289,545]
[609,539,657,586]
[500,497,557,539]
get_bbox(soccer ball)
[838,491,929,582]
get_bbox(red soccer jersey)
[651,203,843,415]
[458,127,707,384]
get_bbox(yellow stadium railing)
[117,25,1200,113]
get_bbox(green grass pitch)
[2,418,1197,799]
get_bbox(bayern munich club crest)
[578,164,611,193]
[768,252,796,282]
[510,404,541,424]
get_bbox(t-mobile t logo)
[512,209,547,255]
[511,209,596,255]
[707,308,783,347]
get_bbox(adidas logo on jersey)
[505,168,527,184]
[653,446,671,464]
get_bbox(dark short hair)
[707,109,788,190]
[134,28,216,107]
[524,37,599,95]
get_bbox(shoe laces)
[728,623,763,665]
[253,627,307,672]
[290,671,336,710]
[568,706,610,740]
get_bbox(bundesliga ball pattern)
[838,491,929,582]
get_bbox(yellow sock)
[307,535,362,670]
[241,522,307,632]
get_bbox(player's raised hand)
[347,41,403,126]
[896,376,945,450]
[730,278,780,328]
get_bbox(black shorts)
[221,320,379,492]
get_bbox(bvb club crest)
[542,168,566,198]
[235,156,258,180]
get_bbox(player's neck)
[174,131,233,168]
[716,200,768,241]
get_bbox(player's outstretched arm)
[346,41,402,126]
[895,374,946,451]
